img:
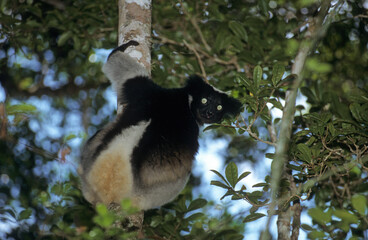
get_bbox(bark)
[277,209,291,240]
[291,201,302,240]
[110,0,151,234]
[118,0,152,73]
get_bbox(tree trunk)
[118,0,151,73]
[111,1,151,235]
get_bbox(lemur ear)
[185,75,208,96]
[222,95,242,117]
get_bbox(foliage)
[1,0,368,239]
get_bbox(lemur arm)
[102,41,149,105]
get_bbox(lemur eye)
[201,98,208,104]
[217,105,223,111]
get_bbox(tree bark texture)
[118,0,152,73]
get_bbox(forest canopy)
[0,0,367,239]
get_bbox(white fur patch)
[102,52,149,95]
[86,120,151,204]
[134,175,190,210]
[212,85,226,94]
[188,95,193,106]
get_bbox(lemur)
[79,41,242,210]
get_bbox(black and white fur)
[79,41,242,210]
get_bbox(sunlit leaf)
[351,194,367,216]
[210,180,230,189]
[7,104,37,115]
[229,21,248,42]
[333,209,359,224]
[225,162,238,188]
[57,31,73,46]
[253,65,262,90]
[271,63,285,86]
[308,208,331,225]
[243,213,266,222]
[237,171,251,183]
[19,209,32,221]
[187,198,207,212]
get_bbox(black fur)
[89,75,242,162]
[79,42,242,209]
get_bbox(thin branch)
[183,40,207,80]
[154,35,240,71]
[291,201,302,240]
[189,16,211,52]
[237,116,276,146]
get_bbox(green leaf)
[271,63,285,86]
[306,58,332,73]
[210,180,230,189]
[19,77,33,90]
[237,171,251,183]
[297,143,312,163]
[350,103,363,122]
[300,87,316,103]
[351,194,367,215]
[203,124,221,132]
[238,75,252,88]
[253,65,262,90]
[211,169,229,185]
[95,203,108,215]
[73,35,81,50]
[186,212,204,222]
[7,104,37,115]
[51,183,63,196]
[150,215,163,227]
[301,224,314,231]
[308,208,331,225]
[94,204,115,228]
[252,183,269,188]
[63,133,77,142]
[243,213,266,222]
[225,162,238,188]
[308,230,326,239]
[334,209,359,224]
[18,209,32,221]
[258,0,268,16]
[187,198,207,212]
[57,31,73,46]
[220,189,235,200]
[268,98,283,110]
[229,21,248,42]
[327,123,337,137]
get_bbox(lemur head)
[186,76,242,125]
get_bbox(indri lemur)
[79,41,242,210]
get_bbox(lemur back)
[79,41,242,210]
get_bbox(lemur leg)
[86,150,134,205]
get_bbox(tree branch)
[262,1,335,239]
[189,16,211,52]
[183,40,207,80]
